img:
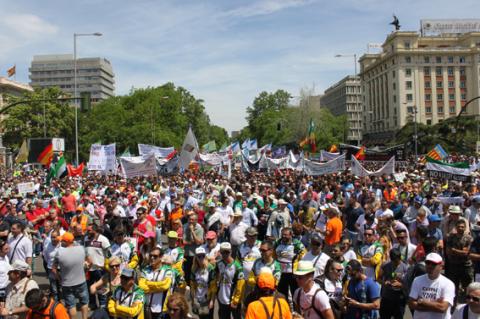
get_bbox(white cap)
[195,247,206,255]
[220,242,232,251]
[425,252,443,264]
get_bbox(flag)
[249,139,258,151]
[67,163,85,177]
[165,149,177,161]
[426,156,471,181]
[354,146,366,161]
[219,142,228,153]
[229,142,240,154]
[15,140,28,163]
[242,139,250,150]
[420,144,448,163]
[202,140,217,153]
[299,119,316,152]
[47,154,66,184]
[7,65,15,77]
[328,144,338,153]
[37,143,53,166]
[179,127,199,170]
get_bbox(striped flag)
[421,144,448,163]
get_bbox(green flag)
[47,155,66,184]
[202,141,217,153]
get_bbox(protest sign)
[303,154,345,176]
[17,182,35,194]
[120,154,157,178]
[87,144,116,171]
[138,144,175,158]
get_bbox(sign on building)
[421,19,480,36]
[52,138,65,152]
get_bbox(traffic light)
[80,92,91,112]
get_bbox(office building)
[359,28,480,145]
[29,54,115,103]
[321,76,362,145]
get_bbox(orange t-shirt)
[245,296,292,319]
[325,217,343,245]
[27,299,70,319]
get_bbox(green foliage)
[79,83,228,160]
[241,88,347,149]
[1,87,75,159]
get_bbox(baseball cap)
[246,227,258,236]
[167,231,178,239]
[428,214,442,223]
[257,272,275,290]
[220,242,231,251]
[425,252,443,264]
[60,232,74,243]
[195,247,206,255]
[10,260,30,272]
[205,231,217,240]
[414,195,423,204]
[121,268,135,278]
[293,260,315,276]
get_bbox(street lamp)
[74,32,102,165]
[335,54,357,76]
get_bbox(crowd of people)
[0,162,480,319]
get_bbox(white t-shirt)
[0,255,10,289]
[7,233,33,264]
[302,252,330,278]
[343,249,357,262]
[409,274,455,319]
[293,283,331,319]
[452,304,480,319]
[216,206,233,226]
[85,234,111,269]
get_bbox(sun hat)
[293,260,315,276]
[448,205,462,214]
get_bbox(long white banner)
[259,155,289,170]
[120,154,157,178]
[320,150,341,161]
[88,143,116,171]
[351,156,395,177]
[138,144,174,158]
[304,154,346,176]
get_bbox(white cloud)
[226,0,315,18]
[2,13,58,38]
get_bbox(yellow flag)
[15,140,28,163]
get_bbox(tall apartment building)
[29,54,115,103]
[320,76,362,145]
[359,30,480,145]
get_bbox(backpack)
[295,288,326,319]
[31,300,59,319]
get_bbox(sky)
[1,0,479,134]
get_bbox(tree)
[1,87,75,158]
[79,83,228,160]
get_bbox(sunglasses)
[467,295,480,302]
[332,268,344,272]
[150,254,161,259]
[311,242,321,246]
[197,255,206,259]
[110,264,121,268]
[365,233,374,237]
[425,261,441,266]
[260,249,271,253]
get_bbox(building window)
[407,106,414,113]
[426,107,432,113]
[460,81,466,88]
[393,82,396,90]
[405,56,411,63]
[393,95,397,103]
[392,70,396,77]
[448,56,454,63]
[424,66,431,75]
[427,119,432,125]
[425,81,431,88]
[436,81,443,88]
[436,56,442,63]
[461,93,467,100]
[450,106,456,113]
[459,56,466,63]
[436,67,442,75]
[448,81,454,88]
[407,94,413,101]
[405,68,412,77]
[404,41,411,49]
[438,107,444,113]
[449,93,455,100]
[460,67,466,76]
[437,93,443,101]
[424,56,430,63]
[425,94,431,101]
[406,81,412,89]
[448,67,454,75]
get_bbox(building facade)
[320,76,362,145]
[29,54,115,103]
[359,31,480,145]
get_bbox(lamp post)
[74,32,102,165]
[413,105,418,160]
[334,53,357,76]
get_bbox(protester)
[108,268,145,319]
[452,282,480,319]
[25,288,70,319]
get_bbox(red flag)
[165,149,177,161]
[7,65,15,77]
[67,163,84,176]
[354,146,366,161]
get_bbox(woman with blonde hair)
[190,247,215,319]
[90,256,122,308]
[166,292,192,319]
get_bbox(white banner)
[87,143,116,171]
[351,156,395,177]
[120,154,157,178]
[320,150,341,161]
[17,182,35,195]
[287,151,304,171]
[138,144,174,158]
[198,153,227,166]
[304,154,346,176]
[259,155,289,170]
